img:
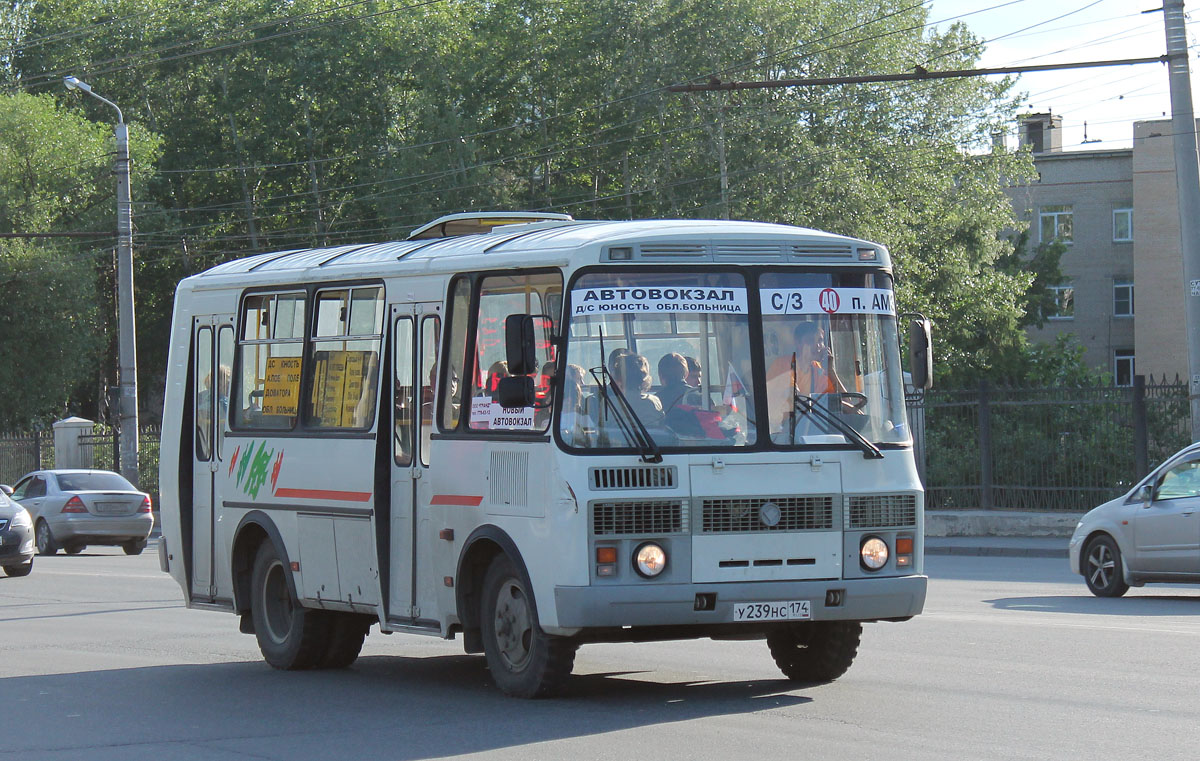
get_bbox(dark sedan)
[0,485,35,576]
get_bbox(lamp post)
[64,75,140,487]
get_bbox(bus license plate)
[732,600,811,622]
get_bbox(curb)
[926,545,1067,559]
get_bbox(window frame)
[1113,282,1134,318]
[1039,205,1074,244]
[305,284,385,431]
[1114,349,1135,387]
[1112,207,1133,243]
[1046,284,1075,321]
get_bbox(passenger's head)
[618,353,652,394]
[487,360,509,392]
[564,364,584,400]
[684,356,701,387]
[607,348,632,385]
[658,352,688,385]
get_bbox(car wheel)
[3,558,33,577]
[122,539,147,556]
[35,520,57,555]
[1083,535,1130,597]
[64,543,85,555]
[766,621,862,683]
[250,541,329,669]
[480,554,577,698]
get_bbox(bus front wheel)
[250,541,329,669]
[480,554,577,698]
[766,621,861,683]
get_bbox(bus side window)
[419,315,440,466]
[441,278,471,430]
[393,317,414,466]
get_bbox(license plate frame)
[732,600,812,622]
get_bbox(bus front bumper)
[551,575,927,632]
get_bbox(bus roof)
[186,217,891,286]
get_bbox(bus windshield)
[561,271,756,449]
[561,269,910,452]
[760,271,909,447]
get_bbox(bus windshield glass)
[562,271,756,450]
[761,271,909,447]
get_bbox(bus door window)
[418,315,439,467]
[234,291,305,430]
[216,326,233,459]
[393,317,414,467]
[441,278,471,430]
[306,286,384,430]
[194,326,213,461]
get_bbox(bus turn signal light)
[596,547,618,564]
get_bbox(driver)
[766,320,846,431]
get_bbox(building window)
[1113,207,1132,242]
[1114,350,1135,387]
[1039,205,1073,243]
[1047,285,1074,320]
[1113,282,1134,317]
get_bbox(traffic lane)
[0,553,1195,760]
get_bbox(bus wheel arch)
[231,512,292,618]
[456,526,521,654]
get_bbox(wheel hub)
[493,580,532,670]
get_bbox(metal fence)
[908,375,1190,513]
[0,425,161,499]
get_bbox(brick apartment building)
[1006,112,1200,384]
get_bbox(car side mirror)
[1135,484,1153,504]
[0,484,11,496]
[496,376,536,408]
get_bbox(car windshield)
[56,472,136,492]
[760,271,909,446]
[561,271,756,450]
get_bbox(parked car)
[1069,442,1200,596]
[0,485,35,576]
[9,470,153,556]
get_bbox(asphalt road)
[1,545,1197,760]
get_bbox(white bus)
[159,212,931,697]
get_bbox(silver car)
[1069,442,1200,596]
[10,470,153,556]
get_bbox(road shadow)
[985,593,1200,615]
[0,654,816,759]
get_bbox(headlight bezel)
[633,541,668,578]
[860,535,890,571]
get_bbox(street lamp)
[64,75,140,487]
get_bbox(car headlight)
[11,509,31,529]
[860,536,889,571]
[633,542,668,578]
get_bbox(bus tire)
[318,613,369,669]
[766,621,862,683]
[480,554,576,698]
[250,541,329,670]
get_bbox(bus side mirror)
[496,376,536,408]
[908,317,933,391]
[505,314,537,376]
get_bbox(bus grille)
[701,496,833,533]
[589,466,676,490]
[592,500,686,535]
[845,494,917,528]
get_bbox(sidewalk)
[925,510,1073,558]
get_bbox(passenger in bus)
[196,365,231,452]
[559,364,593,444]
[684,355,702,390]
[657,352,701,413]
[612,352,663,425]
[485,361,509,397]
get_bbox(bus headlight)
[860,536,889,571]
[633,542,667,578]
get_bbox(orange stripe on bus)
[273,487,373,502]
[430,494,484,506]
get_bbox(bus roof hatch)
[406,211,575,240]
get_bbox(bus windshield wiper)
[793,392,883,459]
[590,365,663,463]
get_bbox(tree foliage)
[1,0,1045,423]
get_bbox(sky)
[926,0,1200,150]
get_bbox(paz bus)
[158,212,931,697]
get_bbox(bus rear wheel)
[480,554,576,698]
[250,541,329,669]
[318,613,370,669]
[766,621,862,683]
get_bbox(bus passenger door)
[389,305,441,621]
[191,317,233,600]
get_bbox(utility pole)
[64,76,140,487]
[1160,0,1200,441]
